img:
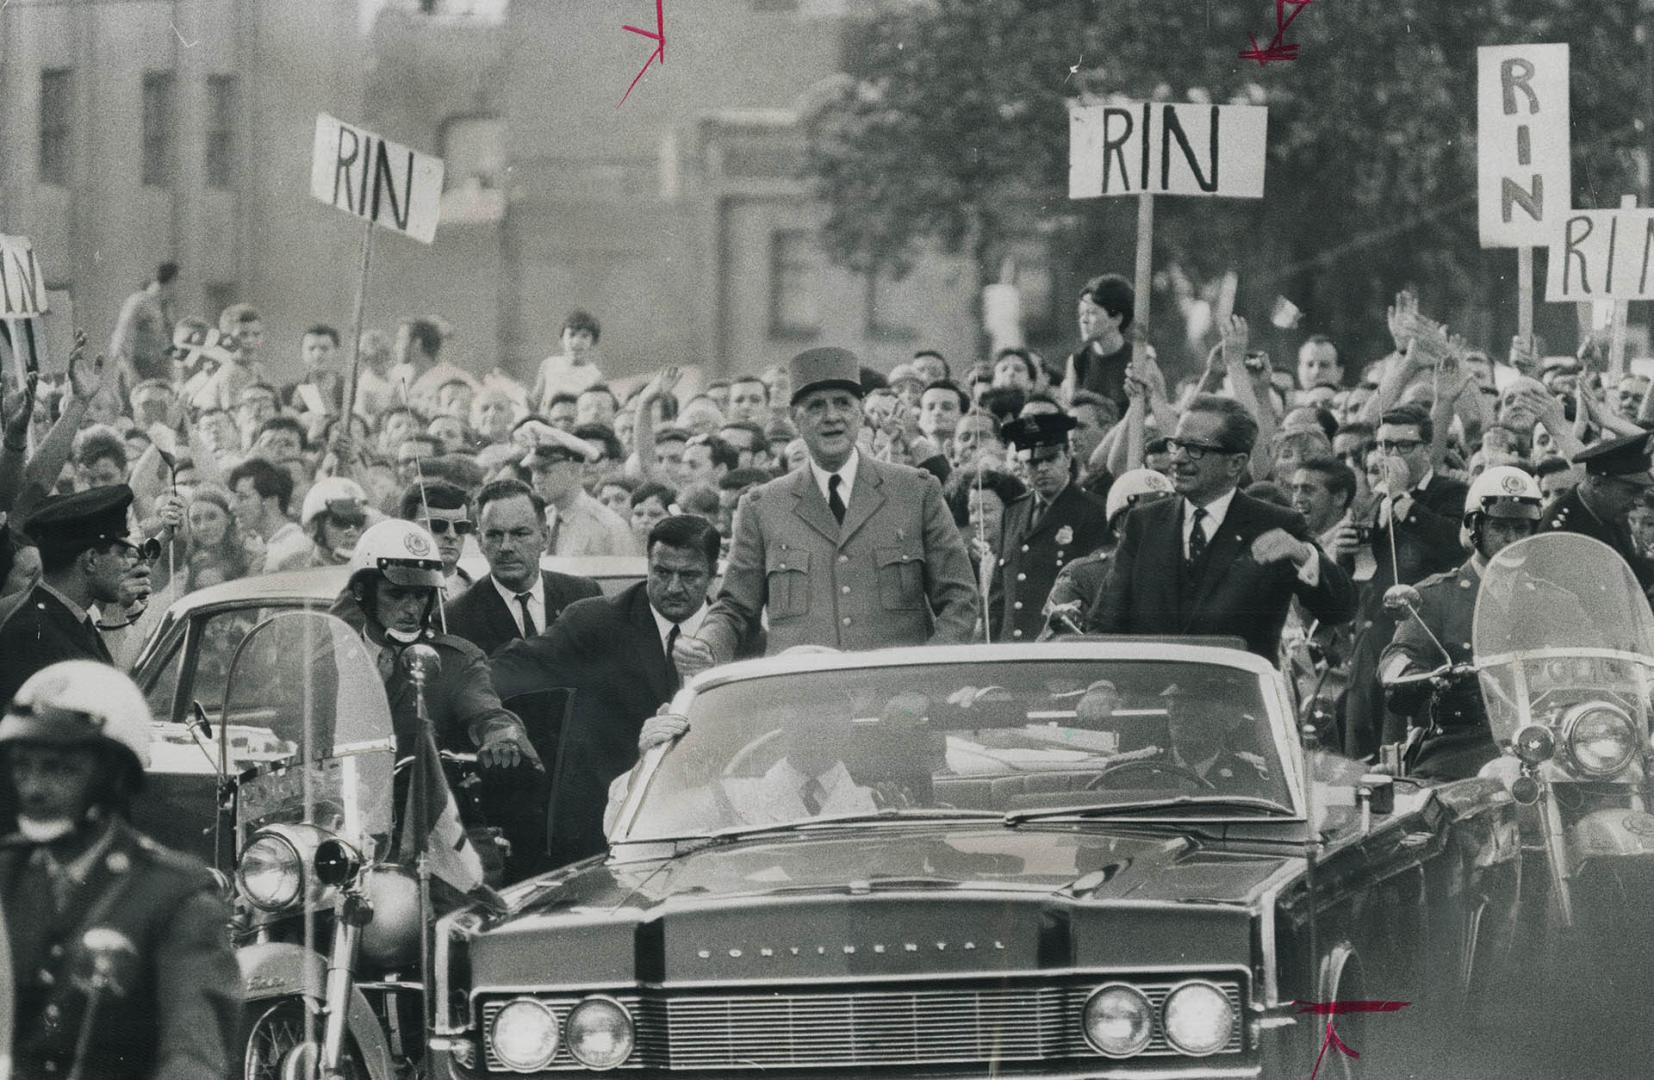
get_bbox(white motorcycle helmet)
[1461,464,1544,551]
[299,476,369,530]
[0,660,153,783]
[347,519,446,643]
[1106,468,1176,529]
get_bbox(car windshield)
[623,659,1294,842]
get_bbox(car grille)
[480,978,1244,1072]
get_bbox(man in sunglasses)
[0,486,146,705]
[399,479,478,600]
[1086,395,1355,660]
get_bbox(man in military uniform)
[0,659,240,1078]
[989,413,1110,642]
[1041,468,1173,637]
[1539,428,1654,591]
[1380,466,1543,779]
[329,518,552,881]
[0,485,146,706]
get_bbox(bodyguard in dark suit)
[990,413,1111,642]
[492,516,721,866]
[446,478,602,656]
[1087,395,1355,659]
[0,485,141,706]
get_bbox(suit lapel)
[485,582,522,643]
[791,470,842,545]
[1185,494,1251,627]
[837,462,887,547]
[627,587,673,704]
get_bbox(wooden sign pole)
[1607,194,1637,381]
[339,218,376,427]
[1132,193,1154,364]
[1517,247,1534,345]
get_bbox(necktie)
[1187,506,1209,566]
[1029,497,1047,533]
[515,592,538,638]
[665,623,681,690]
[84,615,112,662]
[801,776,825,815]
[828,474,847,525]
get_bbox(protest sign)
[1477,44,1570,249]
[310,113,445,245]
[1545,205,1654,303]
[1069,101,1268,199]
[0,235,49,319]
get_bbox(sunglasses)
[421,518,475,536]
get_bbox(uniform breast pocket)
[876,546,927,610]
[766,550,811,620]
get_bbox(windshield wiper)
[1004,795,1293,824]
[625,808,1002,850]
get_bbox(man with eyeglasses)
[1086,395,1355,660]
[398,480,479,600]
[1540,429,1654,591]
[0,486,149,705]
[1340,404,1468,759]
[446,478,601,656]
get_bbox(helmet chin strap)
[384,625,424,645]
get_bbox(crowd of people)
[1,258,1653,1074]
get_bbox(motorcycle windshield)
[221,611,396,857]
[1473,533,1654,746]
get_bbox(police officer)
[1540,429,1654,591]
[1379,466,1543,779]
[0,660,239,1078]
[990,413,1110,642]
[1042,467,1173,636]
[0,485,149,707]
[329,518,552,880]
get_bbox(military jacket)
[990,483,1110,642]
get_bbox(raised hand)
[638,364,683,404]
[2,371,37,446]
[1220,314,1250,367]
[66,330,108,401]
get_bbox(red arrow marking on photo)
[1240,0,1316,66]
[619,0,666,108]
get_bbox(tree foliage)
[803,0,1649,370]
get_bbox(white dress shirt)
[650,599,710,659]
[491,573,545,637]
[1181,488,1238,559]
[723,757,875,825]
[808,447,861,508]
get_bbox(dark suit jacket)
[990,482,1111,642]
[445,570,602,657]
[1087,491,1356,659]
[490,583,677,865]
[0,586,114,706]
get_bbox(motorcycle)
[212,610,488,1080]
[1468,533,1654,943]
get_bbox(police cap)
[1002,413,1078,461]
[1575,430,1654,484]
[22,484,134,557]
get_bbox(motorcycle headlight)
[1083,984,1154,1057]
[1163,981,1234,1057]
[1563,703,1639,777]
[566,996,635,1070]
[490,998,560,1073]
[236,833,304,911]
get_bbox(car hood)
[467,824,1295,986]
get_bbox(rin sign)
[0,235,49,319]
[1069,101,1268,199]
[310,114,445,245]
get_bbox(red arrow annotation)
[1291,1000,1411,1080]
[1240,0,1316,66]
[619,0,666,108]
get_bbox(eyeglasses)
[1166,438,1239,460]
[421,518,475,536]
[1376,439,1425,452]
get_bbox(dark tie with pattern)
[828,474,847,525]
[515,593,537,638]
[1186,506,1209,568]
[665,623,681,691]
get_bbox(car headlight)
[1563,703,1638,777]
[236,833,304,911]
[566,996,635,1070]
[1163,981,1234,1057]
[1083,984,1154,1057]
[490,998,561,1073]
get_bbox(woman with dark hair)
[945,466,1027,584]
[183,484,256,589]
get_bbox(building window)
[141,71,176,187]
[768,231,821,340]
[38,69,72,186]
[205,75,239,190]
[864,267,916,342]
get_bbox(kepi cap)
[22,485,133,557]
[789,347,864,406]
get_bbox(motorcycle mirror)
[1381,584,1424,617]
[191,698,212,739]
[400,643,442,681]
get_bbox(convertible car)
[430,641,1523,1078]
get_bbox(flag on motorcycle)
[400,723,487,895]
